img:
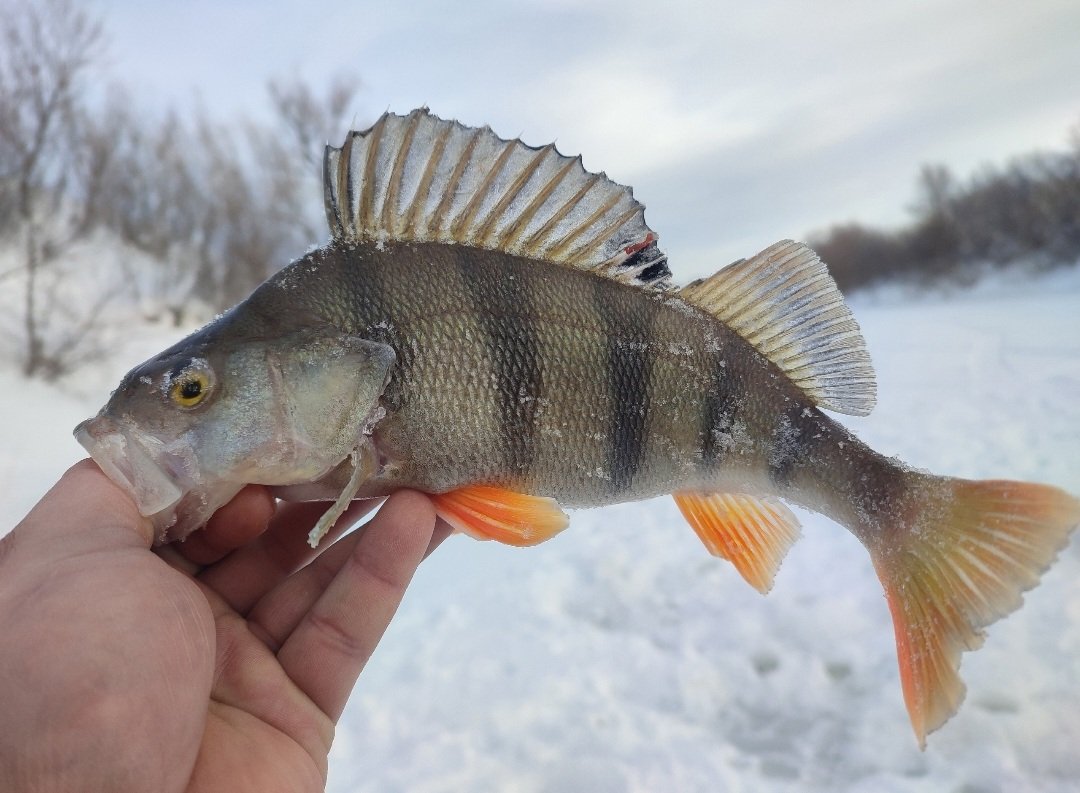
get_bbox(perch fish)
[74,109,1080,746]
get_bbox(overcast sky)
[99,0,1080,280]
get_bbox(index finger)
[171,485,277,567]
[275,490,437,721]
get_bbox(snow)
[2,266,1079,791]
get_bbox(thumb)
[13,459,154,553]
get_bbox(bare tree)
[82,96,207,323]
[0,0,110,377]
[180,75,363,310]
[268,74,360,171]
[261,75,362,244]
[810,223,908,292]
[0,3,370,369]
[68,75,366,321]
[812,127,1080,294]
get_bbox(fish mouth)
[74,414,190,542]
[75,415,185,513]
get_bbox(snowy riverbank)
[2,268,1078,792]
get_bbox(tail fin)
[869,476,1079,747]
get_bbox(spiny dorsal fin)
[680,240,877,416]
[323,108,672,289]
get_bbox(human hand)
[0,460,450,792]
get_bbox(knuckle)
[306,610,371,662]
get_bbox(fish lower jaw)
[74,415,243,545]
[151,481,245,545]
[75,419,186,516]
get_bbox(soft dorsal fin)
[680,240,877,416]
[323,108,671,289]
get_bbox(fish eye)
[168,362,215,409]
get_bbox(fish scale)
[74,108,1080,748]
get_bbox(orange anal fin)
[871,477,1080,748]
[430,485,569,547]
[673,491,801,594]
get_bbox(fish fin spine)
[674,491,801,594]
[679,240,876,417]
[870,475,1080,747]
[323,108,672,289]
[430,485,569,547]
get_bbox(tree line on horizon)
[809,136,1080,293]
[2,0,1078,378]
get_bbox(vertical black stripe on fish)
[457,251,542,479]
[699,345,738,466]
[768,401,819,488]
[593,279,657,493]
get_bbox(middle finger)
[248,514,453,652]
[197,499,382,614]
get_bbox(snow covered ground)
[2,266,1078,792]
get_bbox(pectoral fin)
[431,485,569,546]
[306,445,377,548]
[674,491,801,594]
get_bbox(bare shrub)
[0,0,117,378]
[812,120,1080,292]
[86,76,364,315]
[810,223,909,292]
[184,75,361,310]
[0,0,367,376]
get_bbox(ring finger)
[198,498,382,614]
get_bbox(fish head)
[75,327,396,544]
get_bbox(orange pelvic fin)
[871,477,1080,747]
[673,491,801,594]
[430,485,569,547]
